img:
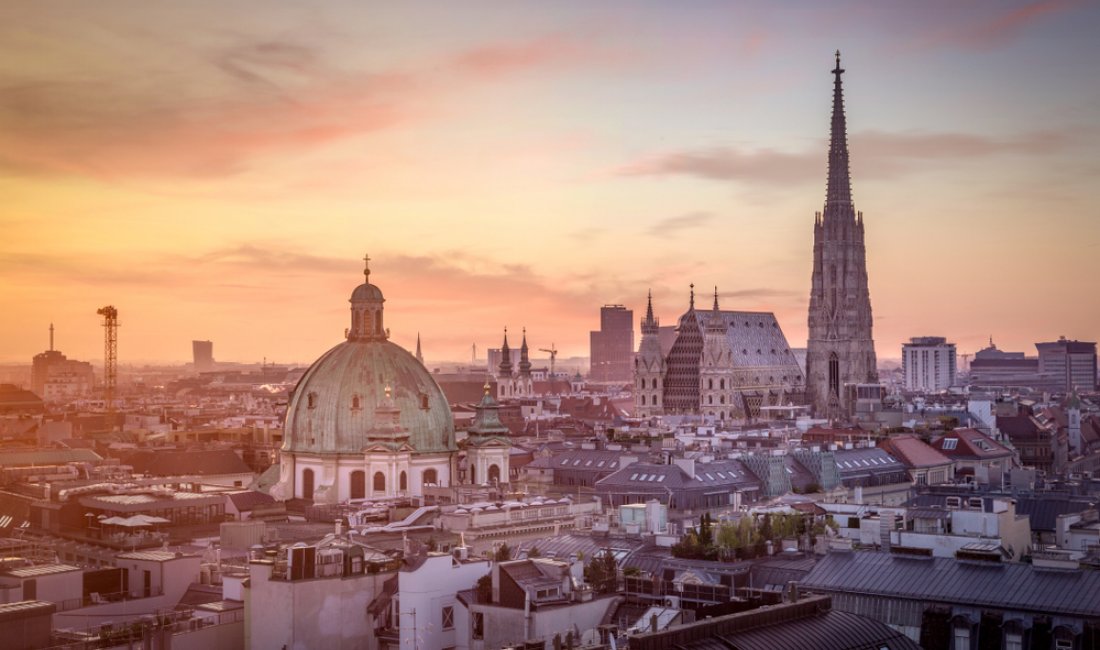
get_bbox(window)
[351,394,361,410]
[472,612,484,639]
[373,471,386,493]
[442,605,454,630]
[942,438,958,450]
[951,627,970,650]
[399,471,408,492]
[350,471,366,500]
[422,468,438,485]
[301,468,315,500]
[828,353,840,397]
[420,394,430,409]
[307,392,317,409]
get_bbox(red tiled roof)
[879,435,952,468]
[932,428,1015,460]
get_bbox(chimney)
[672,458,696,479]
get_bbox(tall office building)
[590,305,634,383]
[1036,337,1097,392]
[193,340,215,372]
[805,52,878,418]
[901,337,957,392]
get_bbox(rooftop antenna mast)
[96,306,119,428]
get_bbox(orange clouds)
[0,32,598,183]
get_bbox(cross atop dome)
[363,253,371,283]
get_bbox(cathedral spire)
[415,332,424,364]
[707,286,725,333]
[689,283,695,310]
[498,328,513,377]
[641,290,659,335]
[519,327,532,376]
[824,50,854,220]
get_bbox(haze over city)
[2,0,1098,365]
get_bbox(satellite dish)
[581,629,600,646]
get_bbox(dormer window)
[307,392,317,409]
[420,393,430,410]
[351,394,361,410]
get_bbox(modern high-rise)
[805,52,878,418]
[192,340,215,372]
[1036,337,1097,392]
[590,305,634,383]
[901,337,957,392]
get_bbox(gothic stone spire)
[498,328,513,377]
[641,290,659,335]
[806,52,878,419]
[824,50,854,222]
[519,327,532,376]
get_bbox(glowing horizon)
[2,1,1098,368]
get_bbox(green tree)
[494,542,512,562]
[584,548,619,594]
[527,546,541,558]
[476,573,492,602]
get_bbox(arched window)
[399,471,408,492]
[720,378,725,390]
[351,394,361,410]
[708,378,713,390]
[422,468,438,486]
[373,471,386,493]
[374,311,383,334]
[307,392,317,409]
[349,470,365,500]
[652,378,658,390]
[420,394,429,409]
[829,352,840,397]
[301,468,315,500]
[640,395,646,406]
[488,464,501,485]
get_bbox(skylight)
[942,439,958,450]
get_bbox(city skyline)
[3,1,1099,365]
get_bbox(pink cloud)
[0,33,601,182]
[897,0,1082,52]
[617,128,1080,185]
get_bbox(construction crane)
[539,343,558,378]
[97,306,119,428]
[960,352,971,373]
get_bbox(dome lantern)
[349,254,387,341]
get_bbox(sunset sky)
[2,1,1098,368]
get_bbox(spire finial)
[713,286,719,312]
[363,253,371,283]
[835,49,841,70]
[689,283,695,310]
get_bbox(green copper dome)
[284,339,455,455]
